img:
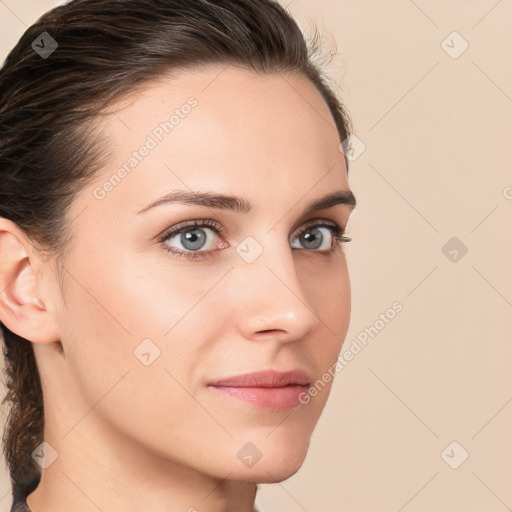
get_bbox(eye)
[290,221,351,252]
[159,219,226,260]
[158,219,351,260]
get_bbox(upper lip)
[208,369,312,388]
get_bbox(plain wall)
[1,1,511,511]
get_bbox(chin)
[256,461,305,483]
[234,459,306,483]
[228,439,310,483]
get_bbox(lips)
[208,369,312,388]
[207,369,312,411]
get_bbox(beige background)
[1,1,511,511]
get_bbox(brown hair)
[0,0,352,492]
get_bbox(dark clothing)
[9,475,39,512]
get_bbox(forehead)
[80,65,349,217]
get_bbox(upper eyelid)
[294,218,340,231]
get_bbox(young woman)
[0,1,357,510]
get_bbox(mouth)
[207,369,312,411]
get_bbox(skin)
[0,65,355,512]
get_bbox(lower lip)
[208,384,310,411]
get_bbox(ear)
[0,218,60,344]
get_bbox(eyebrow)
[137,188,357,216]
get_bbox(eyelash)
[158,218,352,261]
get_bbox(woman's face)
[41,65,355,482]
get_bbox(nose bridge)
[232,233,320,340]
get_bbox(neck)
[25,412,259,512]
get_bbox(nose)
[232,243,321,343]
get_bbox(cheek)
[300,256,351,388]
[123,257,233,334]
[302,253,351,333]
[58,267,224,465]
[59,250,227,403]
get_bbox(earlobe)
[0,219,60,344]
